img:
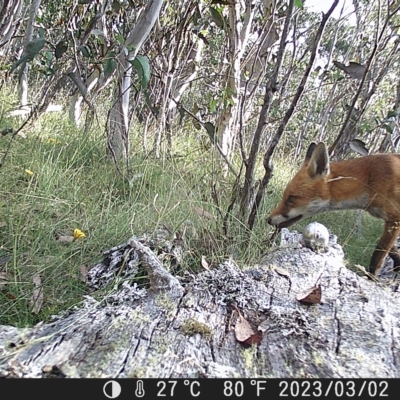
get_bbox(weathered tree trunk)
[217,0,254,165]
[68,69,100,127]
[0,0,23,49]
[151,3,205,157]
[1,229,400,378]
[18,0,41,108]
[107,0,163,162]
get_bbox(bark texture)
[1,230,399,378]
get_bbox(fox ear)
[304,142,317,162]
[308,142,330,178]
[301,142,317,167]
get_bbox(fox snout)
[267,213,303,228]
[267,216,281,225]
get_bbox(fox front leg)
[369,221,400,276]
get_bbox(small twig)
[0,112,35,168]
[267,227,281,247]
[171,99,238,178]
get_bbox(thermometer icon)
[135,380,145,398]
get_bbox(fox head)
[267,142,332,228]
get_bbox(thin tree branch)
[328,2,400,156]
[247,0,339,231]
[239,0,295,217]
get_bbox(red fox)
[267,142,400,276]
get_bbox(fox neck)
[324,160,382,218]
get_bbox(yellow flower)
[49,138,56,144]
[73,228,86,239]
[25,169,34,176]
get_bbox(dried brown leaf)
[79,264,89,283]
[42,365,53,373]
[56,234,74,243]
[296,284,322,304]
[30,275,43,314]
[200,256,210,270]
[243,331,263,346]
[274,266,290,278]
[235,314,256,342]
[194,206,215,220]
[0,271,9,289]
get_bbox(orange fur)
[267,142,400,276]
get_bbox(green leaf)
[204,122,216,142]
[104,52,116,78]
[26,38,46,60]
[383,124,393,134]
[55,41,68,59]
[126,44,136,53]
[112,0,121,13]
[209,99,217,113]
[44,51,53,64]
[45,67,55,76]
[294,0,304,8]
[209,7,225,29]
[79,46,91,58]
[386,109,400,119]
[129,55,150,89]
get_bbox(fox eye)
[287,195,297,204]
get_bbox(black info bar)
[1,379,398,399]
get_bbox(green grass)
[0,109,266,326]
[0,97,383,327]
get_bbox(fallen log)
[1,228,399,378]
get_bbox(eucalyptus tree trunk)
[298,2,346,156]
[152,1,205,157]
[379,79,400,153]
[315,2,363,148]
[217,0,255,164]
[68,0,109,127]
[68,69,100,127]
[18,0,41,108]
[241,0,280,115]
[106,0,163,163]
[0,0,23,49]
[153,38,205,157]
